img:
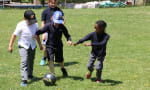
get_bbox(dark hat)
[24,10,37,24]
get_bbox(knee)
[49,60,53,63]
[96,65,103,71]
[87,65,94,72]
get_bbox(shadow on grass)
[28,76,43,84]
[56,76,84,81]
[55,61,79,67]
[91,78,123,86]
[45,61,79,67]
[28,76,58,86]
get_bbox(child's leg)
[96,57,105,81]
[48,60,55,74]
[59,61,68,77]
[87,53,96,72]
[19,48,28,84]
[55,47,68,76]
[86,53,96,78]
[47,47,55,74]
[40,33,48,65]
[40,45,47,66]
[27,47,36,79]
[59,61,64,68]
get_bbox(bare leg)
[59,61,64,69]
[59,61,68,77]
[48,60,55,74]
[43,46,47,58]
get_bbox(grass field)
[0,6,150,90]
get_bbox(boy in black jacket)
[74,20,110,83]
[35,11,72,76]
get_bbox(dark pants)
[46,47,64,63]
[87,53,105,80]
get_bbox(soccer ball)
[43,73,56,86]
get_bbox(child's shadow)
[28,77,43,84]
[55,61,79,67]
[56,76,84,81]
[91,78,123,86]
[46,61,79,67]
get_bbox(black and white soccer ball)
[43,73,56,86]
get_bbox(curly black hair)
[96,20,107,32]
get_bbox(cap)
[24,10,37,24]
[52,11,63,24]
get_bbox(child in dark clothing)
[74,20,110,83]
[35,11,72,77]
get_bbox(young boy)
[74,20,110,83]
[35,11,72,76]
[40,0,65,66]
[8,10,43,86]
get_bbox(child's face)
[24,18,32,25]
[94,24,104,33]
[48,0,57,8]
[54,23,59,29]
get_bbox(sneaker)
[86,71,92,79]
[28,75,34,80]
[20,80,27,87]
[96,80,101,83]
[61,68,68,77]
[40,58,45,66]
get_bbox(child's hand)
[67,41,72,46]
[74,43,78,46]
[8,46,13,53]
[84,43,91,46]
[33,35,38,39]
[39,45,43,50]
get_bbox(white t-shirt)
[13,20,38,50]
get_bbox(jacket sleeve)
[91,34,110,46]
[76,33,92,44]
[62,25,72,41]
[36,23,49,35]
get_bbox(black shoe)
[28,75,34,80]
[61,68,68,77]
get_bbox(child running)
[74,20,110,83]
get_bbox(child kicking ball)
[74,20,110,83]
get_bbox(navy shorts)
[46,47,64,63]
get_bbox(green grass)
[0,6,150,90]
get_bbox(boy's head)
[52,11,63,28]
[24,10,37,25]
[95,20,107,33]
[48,0,58,8]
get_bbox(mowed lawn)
[0,6,150,90]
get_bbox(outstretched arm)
[8,34,16,53]
[74,33,92,46]
[36,23,49,36]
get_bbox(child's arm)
[62,25,72,46]
[74,33,92,46]
[91,35,110,46]
[35,23,49,36]
[8,34,16,53]
[34,35,43,50]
